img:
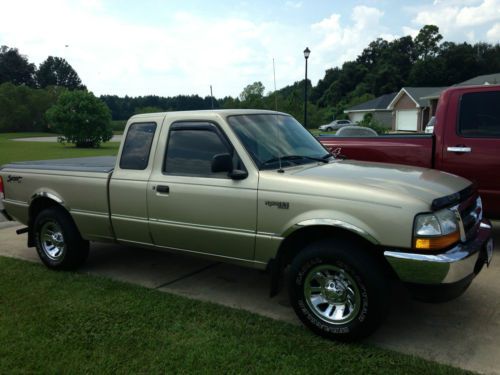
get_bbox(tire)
[33,206,89,270]
[327,127,333,132]
[288,239,390,341]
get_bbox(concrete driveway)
[0,222,498,374]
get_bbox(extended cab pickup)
[319,85,500,219]
[0,109,494,341]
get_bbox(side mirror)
[211,153,248,180]
[211,153,233,173]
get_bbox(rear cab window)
[458,91,500,138]
[120,122,157,170]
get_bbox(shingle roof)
[345,92,397,112]
[457,73,500,86]
[402,87,447,107]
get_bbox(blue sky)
[0,0,499,98]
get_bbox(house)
[343,92,396,128]
[421,73,500,117]
[387,87,446,132]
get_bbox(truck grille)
[458,194,482,242]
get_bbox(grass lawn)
[0,257,472,374]
[0,133,119,166]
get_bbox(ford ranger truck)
[319,85,500,219]
[0,110,494,341]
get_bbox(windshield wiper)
[262,155,329,166]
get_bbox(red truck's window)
[120,122,157,170]
[458,91,500,138]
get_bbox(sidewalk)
[0,223,499,374]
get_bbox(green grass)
[0,132,119,166]
[0,257,472,374]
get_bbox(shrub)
[46,90,112,148]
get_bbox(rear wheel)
[288,239,390,341]
[34,206,89,270]
[327,127,333,131]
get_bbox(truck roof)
[129,109,289,121]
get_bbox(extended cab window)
[120,122,157,170]
[164,122,233,178]
[459,91,500,138]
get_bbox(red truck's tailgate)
[318,134,434,168]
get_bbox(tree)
[46,90,112,148]
[239,81,265,102]
[414,25,443,60]
[0,46,36,86]
[36,56,85,89]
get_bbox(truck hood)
[279,160,471,208]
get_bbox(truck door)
[439,88,500,218]
[109,122,158,244]
[147,121,258,261]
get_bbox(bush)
[357,113,388,134]
[46,90,112,148]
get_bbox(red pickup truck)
[319,85,500,219]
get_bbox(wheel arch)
[27,193,68,247]
[268,222,395,296]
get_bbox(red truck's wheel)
[33,207,89,270]
[288,239,390,341]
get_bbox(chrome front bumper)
[384,219,493,285]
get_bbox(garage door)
[349,113,365,123]
[396,110,418,131]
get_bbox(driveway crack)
[154,262,220,289]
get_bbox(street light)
[303,47,310,128]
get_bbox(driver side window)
[163,122,233,178]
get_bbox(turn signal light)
[413,231,460,250]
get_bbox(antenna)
[273,58,278,111]
[210,85,214,109]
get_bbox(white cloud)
[311,6,393,73]
[0,0,311,97]
[412,0,500,40]
[486,23,500,41]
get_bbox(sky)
[0,0,499,98]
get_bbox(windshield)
[227,114,330,170]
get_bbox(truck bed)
[318,134,434,169]
[1,156,116,173]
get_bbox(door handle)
[447,146,471,153]
[156,185,170,194]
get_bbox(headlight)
[413,209,460,250]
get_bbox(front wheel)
[327,127,333,132]
[288,239,390,341]
[34,206,89,270]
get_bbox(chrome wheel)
[304,264,361,325]
[40,221,66,261]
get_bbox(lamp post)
[303,47,310,128]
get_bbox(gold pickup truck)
[0,110,494,341]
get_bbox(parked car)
[425,116,436,133]
[318,119,353,131]
[0,109,493,341]
[319,85,500,219]
[336,125,378,137]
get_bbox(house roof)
[421,73,500,100]
[344,92,397,112]
[457,73,500,86]
[388,87,446,109]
